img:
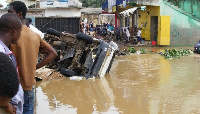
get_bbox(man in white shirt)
[27,18,44,39]
[137,28,142,44]
[126,27,130,41]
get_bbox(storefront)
[138,6,170,45]
[102,0,118,28]
[102,0,170,45]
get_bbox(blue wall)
[116,0,123,5]
[102,1,108,10]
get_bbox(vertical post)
[115,13,117,29]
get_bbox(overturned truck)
[39,28,118,79]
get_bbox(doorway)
[132,11,138,36]
[151,16,158,41]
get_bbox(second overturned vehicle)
[194,40,200,54]
[39,28,118,79]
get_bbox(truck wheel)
[46,28,60,37]
[60,68,75,77]
[76,33,93,44]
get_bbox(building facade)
[103,0,200,46]
[81,8,102,25]
[3,0,83,34]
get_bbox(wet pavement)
[35,46,200,114]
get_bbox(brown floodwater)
[35,46,200,114]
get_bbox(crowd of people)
[0,1,57,114]
[81,22,142,45]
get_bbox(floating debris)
[51,95,60,108]
[69,76,84,81]
[128,47,136,53]
[159,49,193,59]
[140,48,147,54]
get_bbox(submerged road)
[36,46,200,114]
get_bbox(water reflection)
[36,77,120,114]
[36,47,200,114]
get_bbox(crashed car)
[194,40,200,54]
[38,28,118,79]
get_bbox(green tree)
[79,0,107,7]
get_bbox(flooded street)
[35,46,200,114]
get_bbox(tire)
[46,28,60,37]
[60,68,75,77]
[76,33,93,44]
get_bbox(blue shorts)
[137,36,141,41]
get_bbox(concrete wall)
[27,10,44,17]
[132,0,200,46]
[40,0,82,8]
[81,14,99,25]
[10,0,36,7]
[40,0,82,7]
[130,0,160,6]
[68,0,82,7]
[160,0,200,46]
[0,7,81,18]
[99,14,115,26]
[44,8,81,17]
[40,1,68,8]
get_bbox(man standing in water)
[8,1,57,114]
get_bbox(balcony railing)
[164,0,200,21]
[165,0,200,18]
[130,0,160,6]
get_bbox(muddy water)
[36,47,200,114]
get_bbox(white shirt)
[29,24,44,39]
[126,29,130,37]
[0,40,24,114]
[137,30,142,37]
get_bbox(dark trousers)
[116,34,121,41]
[137,36,141,43]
